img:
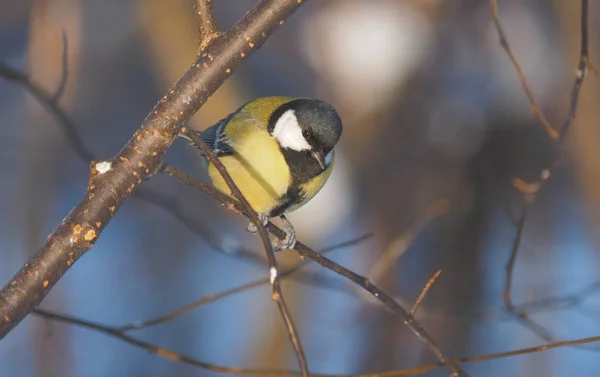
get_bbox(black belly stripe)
[270,148,325,217]
[269,186,305,218]
[282,149,323,186]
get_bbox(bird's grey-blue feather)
[188,118,235,156]
[197,123,221,148]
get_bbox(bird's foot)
[273,215,296,252]
[246,213,268,234]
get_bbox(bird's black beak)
[311,150,326,170]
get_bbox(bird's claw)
[246,222,258,234]
[273,215,296,252]
[246,214,297,252]
[246,213,268,234]
[273,230,296,252]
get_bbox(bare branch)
[291,239,467,376]
[179,127,309,376]
[374,334,600,376]
[0,0,306,340]
[369,199,450,283]
[492,0,592,344]
[502,199,559,341]
[133,188,267,265]
[192,0,219,48]
[411,270,442,316]
[489,0,559,141]
[559,0,590,141]
[501,198,529,288]
[31,309,292,376]
[33,306,600,377]
[0,61,95,162]
[117,233,373,332]
[161,164,468,377]
[0,57,264,265]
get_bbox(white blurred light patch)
[287,149,353,241]
[300,1,433,115]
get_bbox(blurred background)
[1,0,600,376]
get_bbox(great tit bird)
[183,96,343,251]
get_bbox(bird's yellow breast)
[207,113,291,215]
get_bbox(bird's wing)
[180,116,236,156]
[200,118,237,156]
[179,106,267,156]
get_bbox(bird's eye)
[302,129,311,139]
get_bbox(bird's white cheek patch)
[325,150,334,166]
[272,109,312,151]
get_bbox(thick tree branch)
[0,0,305,340]
[192,0,219,48]
[0,61,267,265]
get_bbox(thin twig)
[290,239,466,376]
[492,0,592,344]
[31,309,292,376]
[411,270,442,316]
[161,164,468,377]
[120,281,267,333]
[367,334,600,377]
[369,199,450,284]
[179,127,309,377]
[117,233,372,332]
[558,0,590,142]
[0,62,95,163]
[134,188,267,265]
[502,199,555,340]
[192,0,219,48]
[32,307,600,377]
[489,0,559,141]
[516,280,600,314]
[505,194,600,350]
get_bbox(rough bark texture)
[0,0,304,339]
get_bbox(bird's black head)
[268,98,343,172]
[291,99,343,153]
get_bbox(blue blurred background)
[2,0,600,376]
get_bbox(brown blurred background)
[1,1,600,376]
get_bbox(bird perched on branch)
[182,97,343,251]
